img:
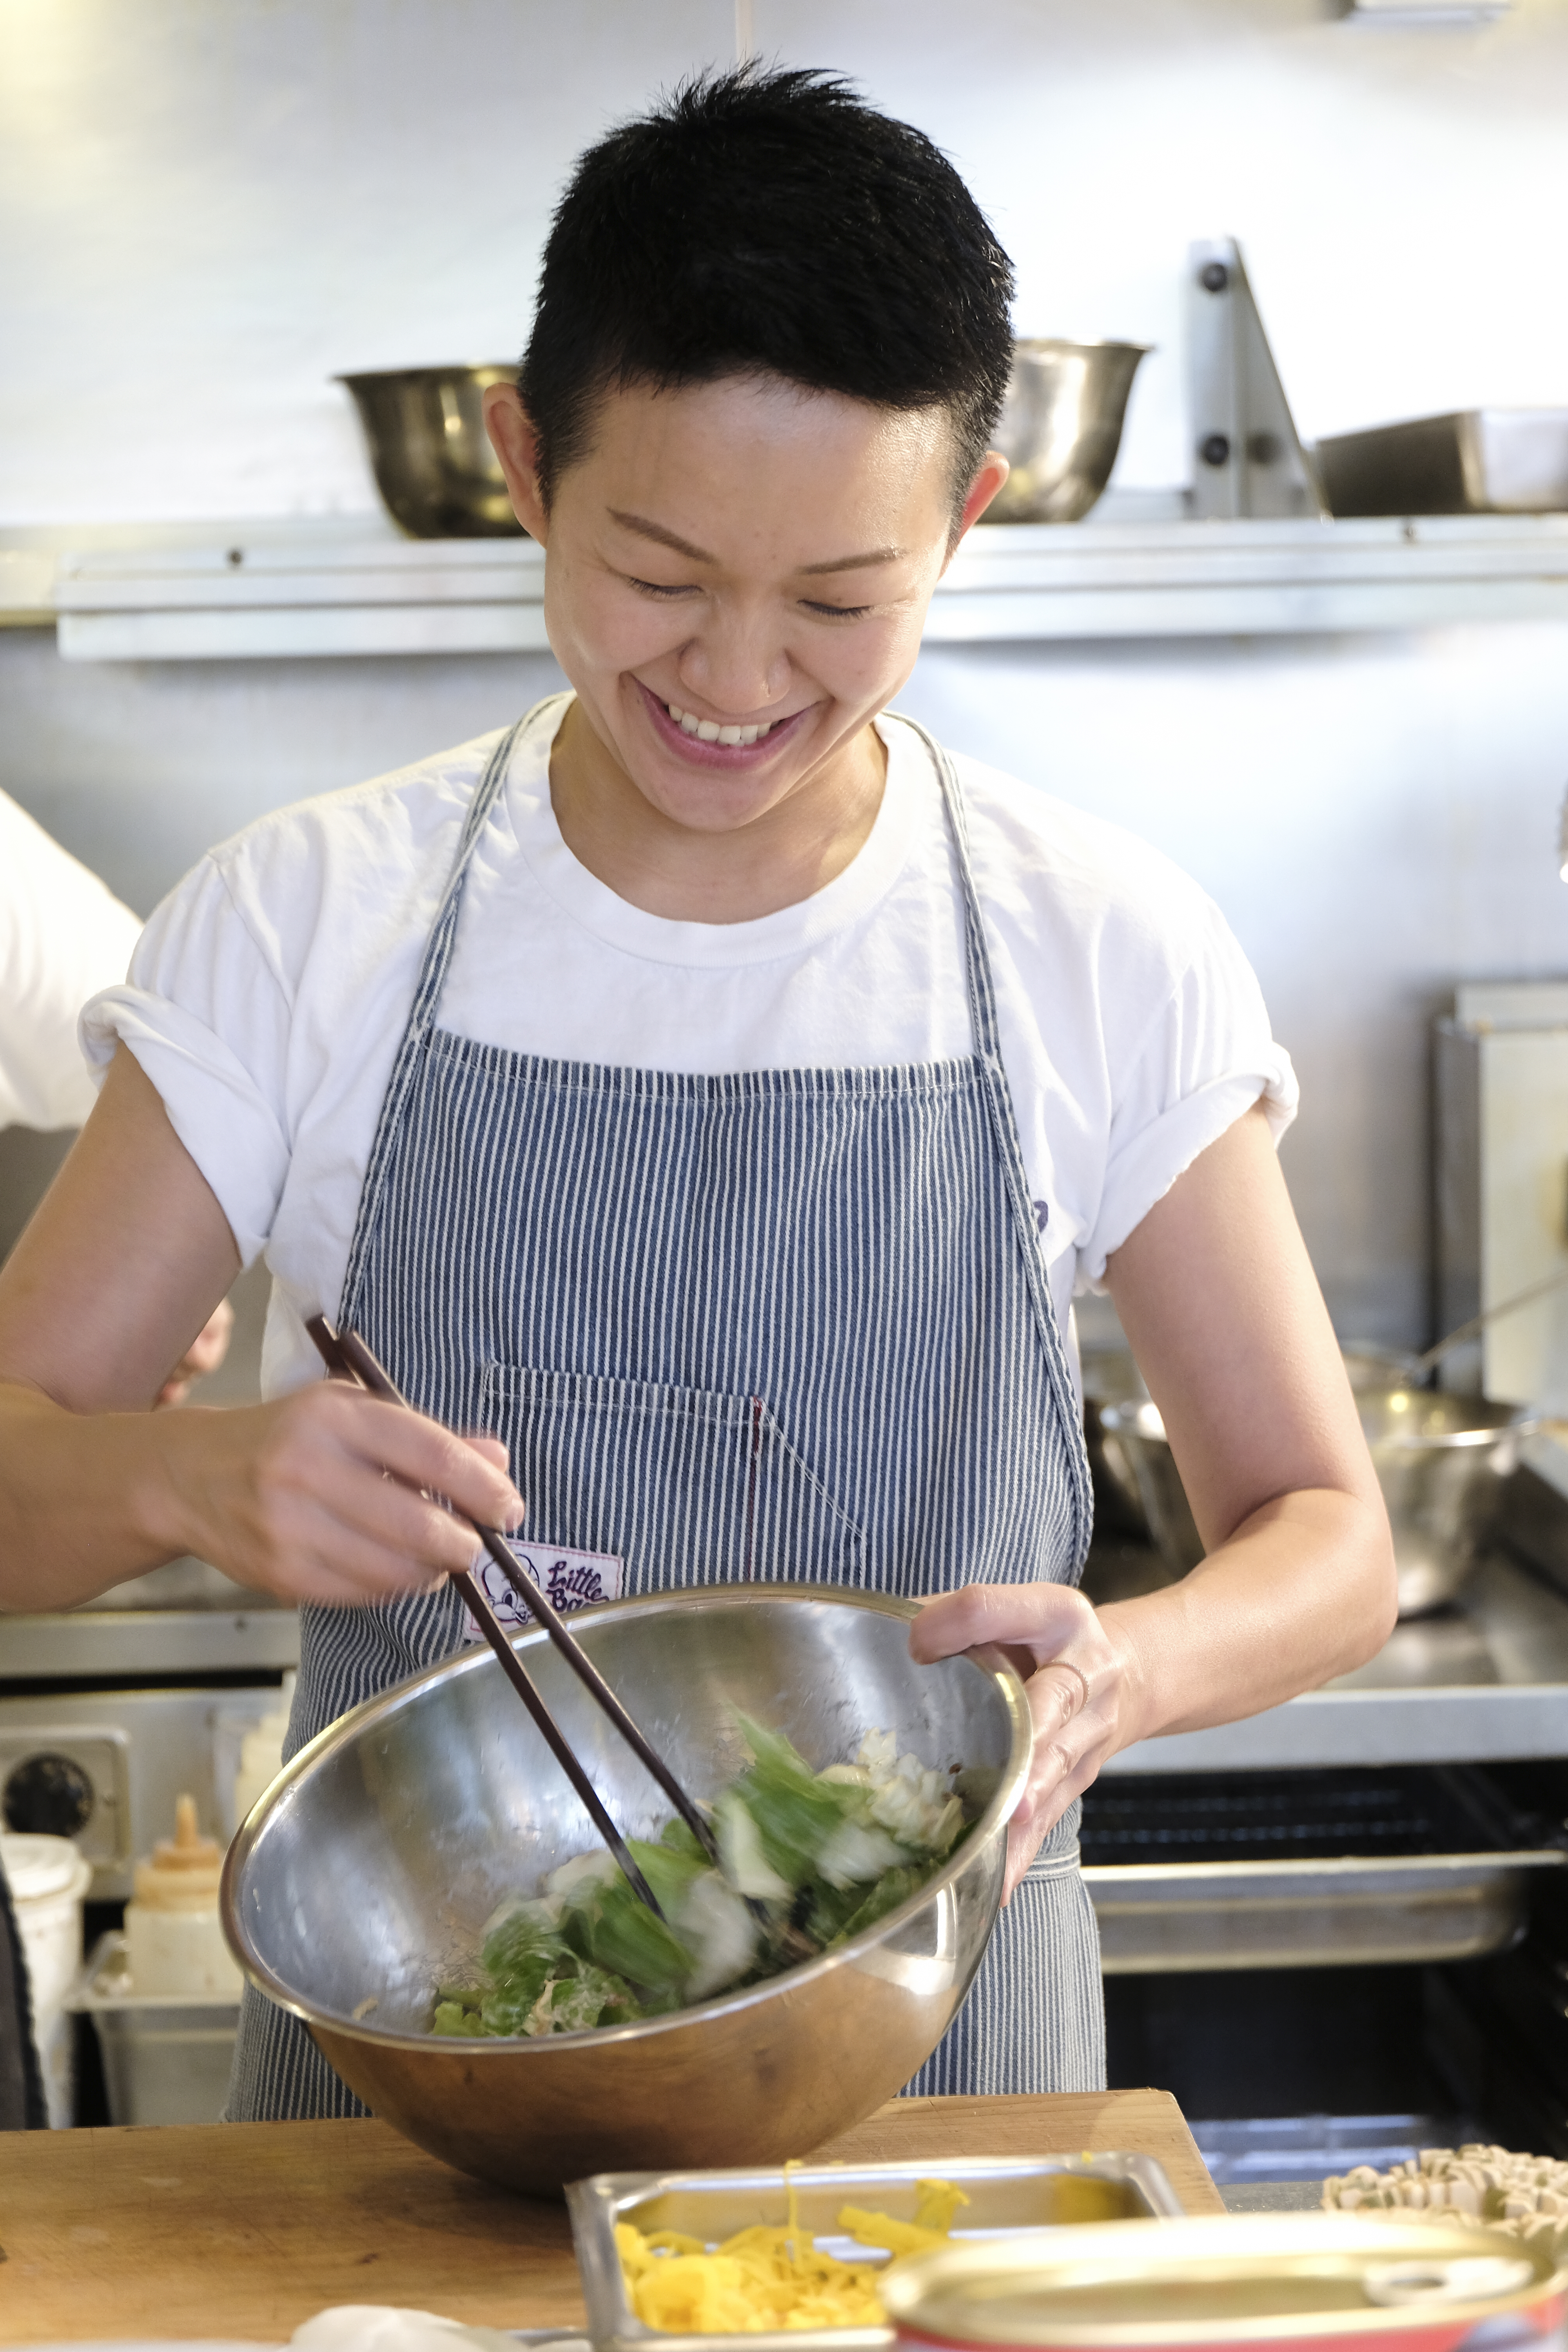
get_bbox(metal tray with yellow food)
[568,2154,1185,2352]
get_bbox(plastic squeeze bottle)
[124,1794,243,1997]
[232,1671,295,1831]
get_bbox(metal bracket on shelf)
[1339,2,1510,22]
[1186,238,1326,521]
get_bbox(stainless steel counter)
[9,1541,1564,1762]
[1,1556,298,1680]
[1096,1550,1568,1773]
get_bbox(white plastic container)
[230,1669,295,1832]
[0,1830,92,2128]
[124,1793,242,1998]
[67,1932,239,2126]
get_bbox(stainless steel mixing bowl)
[984,341,1148,524]
[222,1586,1030,2196]
[1099,1387,1534,1618]
[337,365,523,538]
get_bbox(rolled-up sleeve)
[82,860,293,1267]
[1080,906,1298,1286]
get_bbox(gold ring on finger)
[1048,1659,1091,1718]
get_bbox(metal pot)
[1097,1399,1203,1579]
[1100,1388,1534,1619]
[1081,1348,1152,1539]
[337,365,522,539]
[1359,1387,1535,1617]
[1081,1345,1421,1553]
[984,340,1148,524]
[221,1586,1029,2195]
[1341,1346,1425,1392]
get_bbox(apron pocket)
[480,1366,865,1591]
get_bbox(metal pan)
[568,2154,1185,2352]
[1318,410,1568,517]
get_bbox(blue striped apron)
[228,700,1105,2121]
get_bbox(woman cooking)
[0,67,1396,2116]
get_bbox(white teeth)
[665,700,775,745]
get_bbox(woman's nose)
[675,609,789,717]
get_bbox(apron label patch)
[461,1538,624,1643]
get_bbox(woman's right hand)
[0,1043,531,1613]
[156,1384,524,1606]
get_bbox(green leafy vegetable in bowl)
[430,1719,975,2040]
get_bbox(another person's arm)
[0,791,144,1133]
[154,1297,235,1409]
[0,1047,523,1612]
[913,1100,1397,1895]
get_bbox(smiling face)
[485,372,1005,916]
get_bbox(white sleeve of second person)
[81,857,294,1267]
[0,790,145,1132]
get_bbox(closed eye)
[803,599,875,621]
[627,575,699,599]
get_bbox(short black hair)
[519,65,1015,517]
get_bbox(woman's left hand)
[155,1298,235,1408]
[910,1581,1134,1900]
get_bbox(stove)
[0,1555,298,1900]
[1082,1530,1568,2166]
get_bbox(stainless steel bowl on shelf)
[221,1586,1029,2196]
[337,365,523,538]
[1100,1386,1534,1618]
[983,340,1148,524]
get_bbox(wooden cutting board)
[0,2089,1221,2345]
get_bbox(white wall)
[2,0,1567,522]
[2,0,1568,1356]
[900,626,1568,1343]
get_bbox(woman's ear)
[957,451,1010,535]
[483,383,549,543]
[938,450,1011,572]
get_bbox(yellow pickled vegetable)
[616,2174,967,2332]
[913,2180,971,2234]
[838,2183,969,2261]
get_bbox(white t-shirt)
[1,789,144,1133]
[83,701,1297,1400]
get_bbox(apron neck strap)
[344,699,1015,1323]
[339,697,560,1321]
[883,711,1005,1069]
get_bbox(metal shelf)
[4,513,1566,657]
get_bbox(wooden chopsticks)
[305,1314,723,1921]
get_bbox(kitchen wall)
[3,0,1568,1354]
[4,0,1567,521]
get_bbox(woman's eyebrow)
[610,510,715,561]
[799,546,906,576]
[608,509,906,576]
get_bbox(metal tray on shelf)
[567,2153,1184,2352]
[1318,410,1568,516]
